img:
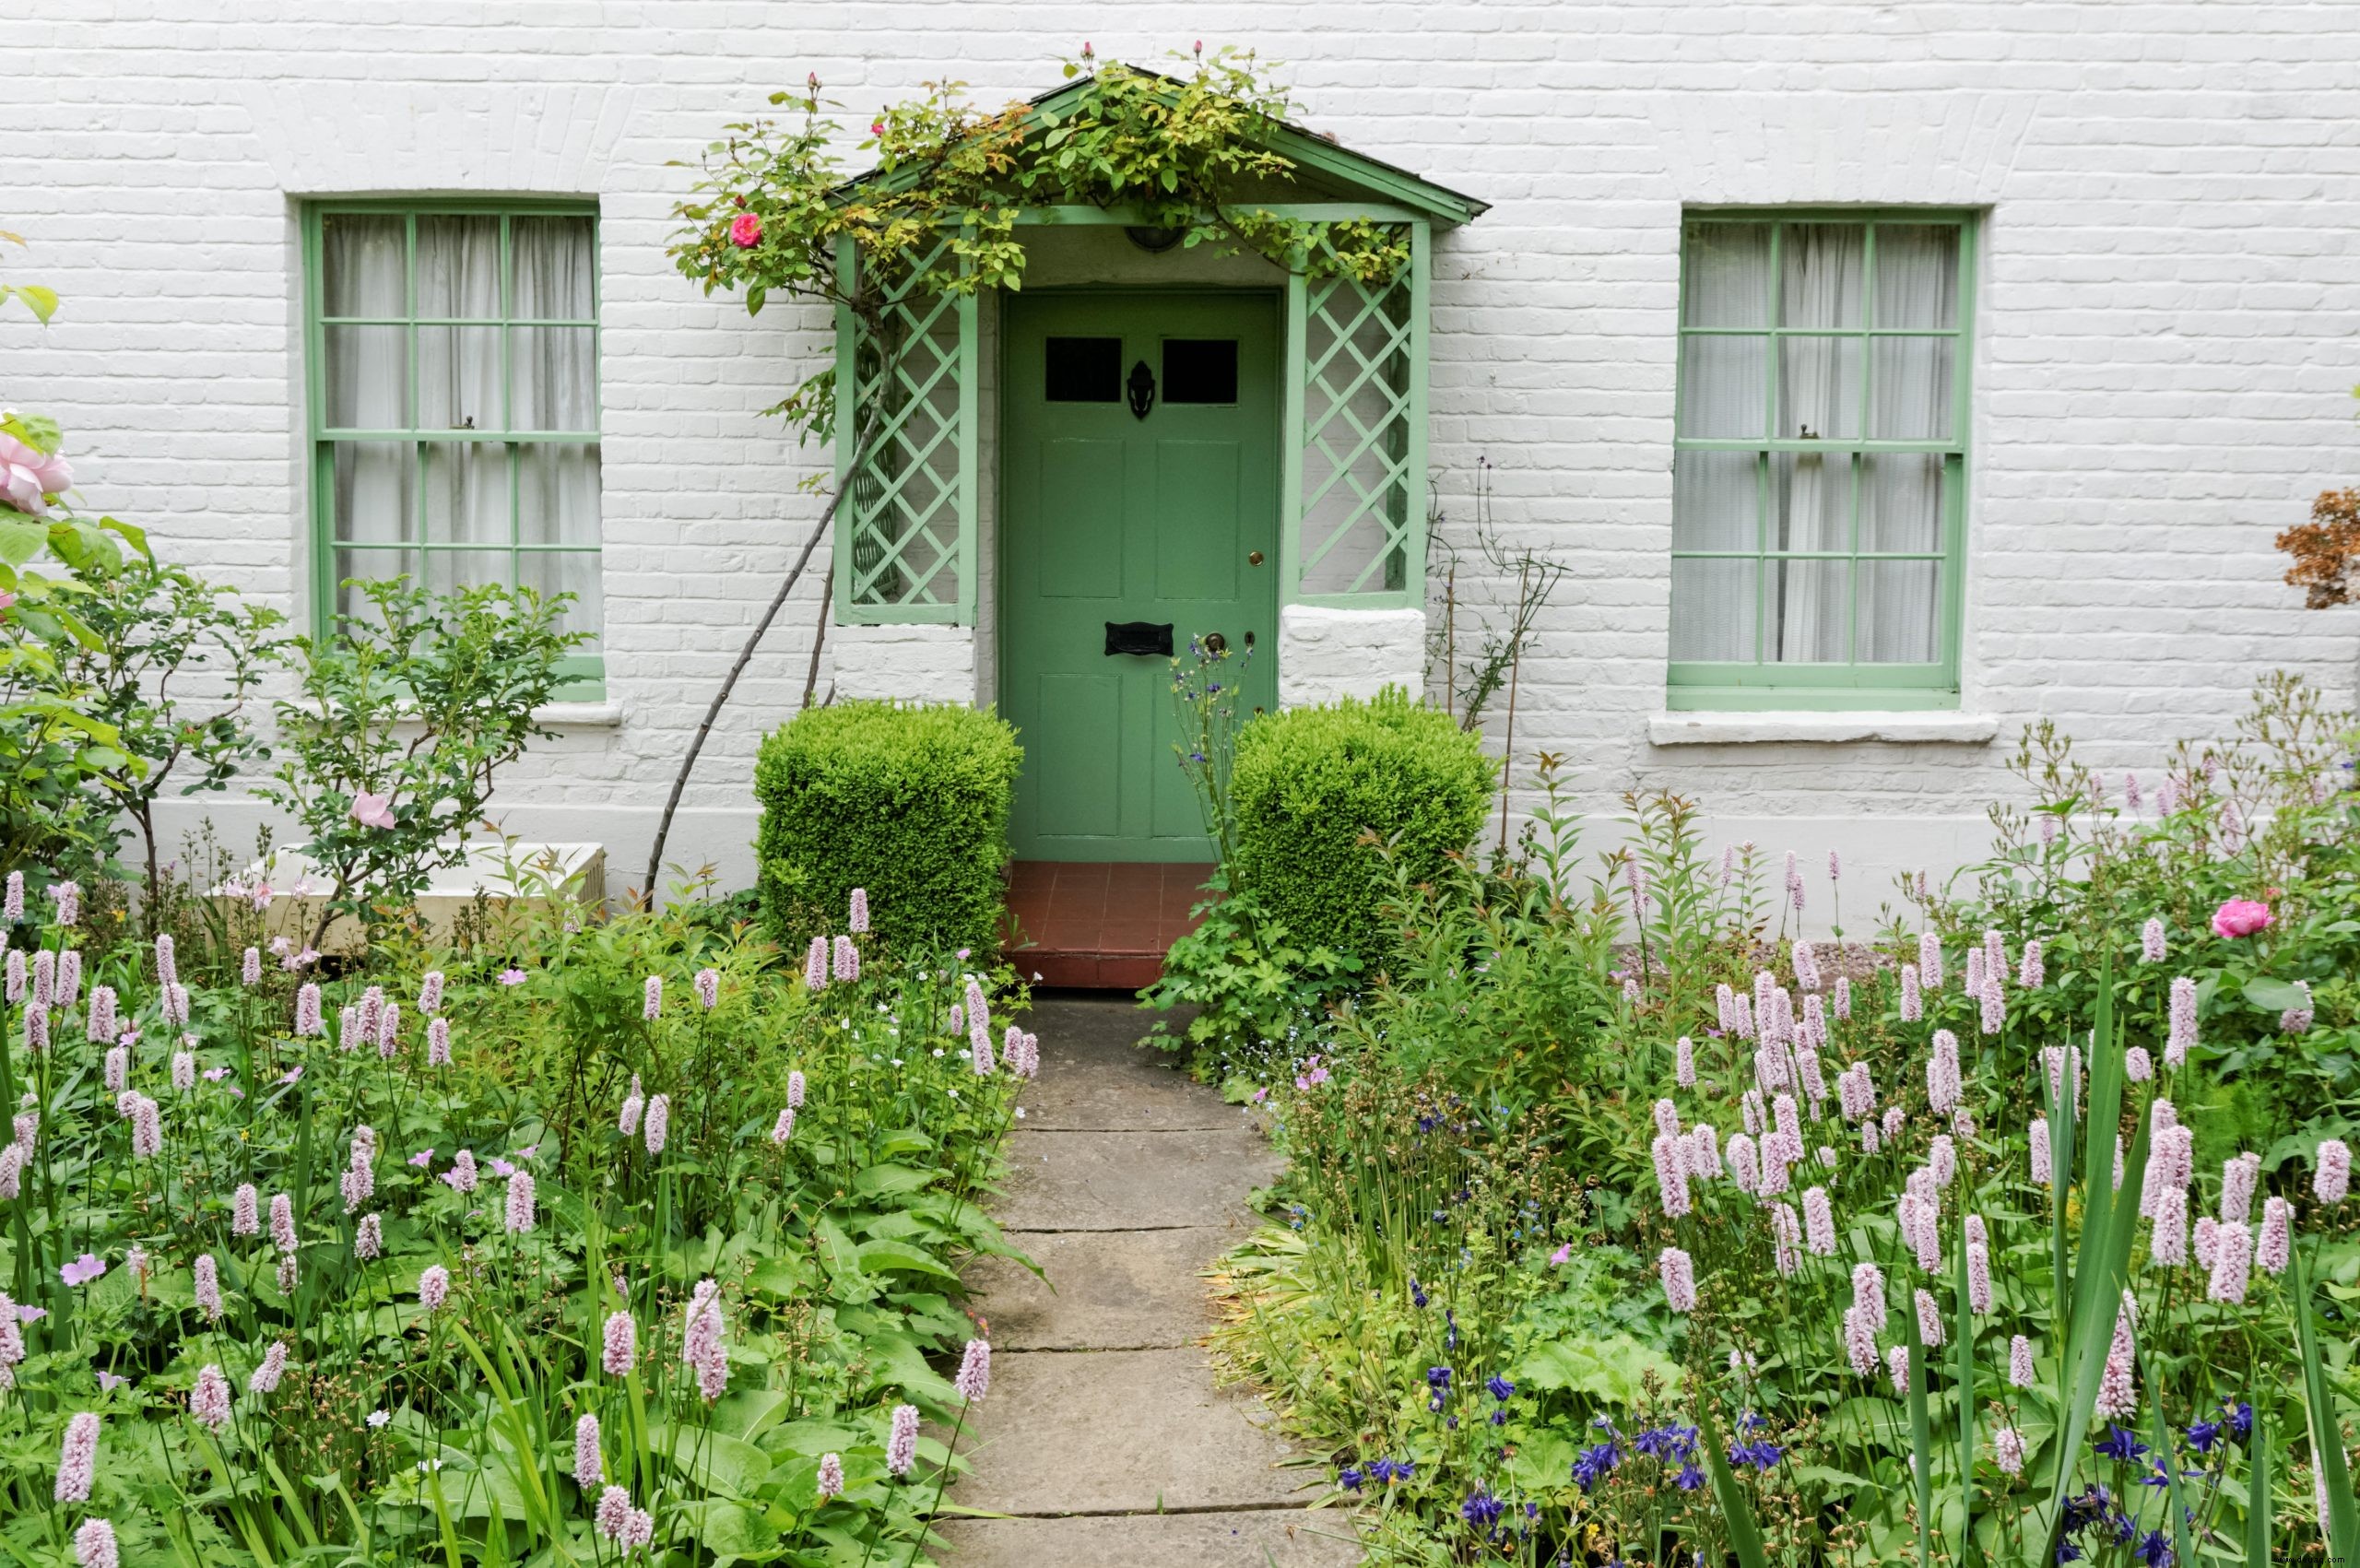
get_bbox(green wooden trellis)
[831,91,1479,627]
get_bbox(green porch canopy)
[830,77,1486,625]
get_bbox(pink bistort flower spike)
[2221,1151,2261,1226]
[643,1095,669,1157]
[1966,1240,1993,1315]
[1886,1345,1910,1396]
[2,950,19,1006]
[2125,1045,2153,1082]
[74,1518,117,1568]
[294,982,323,1038]
[1978,984,2006,1038]
[805,937,829,994]
[2318,1138,2353,1205]
[602,1310,636,1374]
[817,1452,845,1501]
[2206,1220,2252,1304]
[192,1363,231,1431]
[1651,1136,1691,1219]
[574,1412,603,1488]
[1991,1426,2026,1477]
[504,1172,537,1233]
[1802,1186,1835,1256]
[2211,898,2272,939]
[889,1402,919,1476]
[30,949,53,1008]
[643,975,662,1020]
[1658,1247,1697,1313]
[971,1026,996,1077]
[1684,1123,1721,1179]
[1918,931,1943,992]
[356,1214,382,1259]
[595,1485,632,1540]
[618,1077,643,1138]
[171,1051,194,1091]
[1834,974,1851,1020]
[695,967,719,1010]
[232,1182,259,1236]
[1674,1035,1696,1088]
[848,887,869,934]
[1791,940,1821,993]
[417,971,442,1015]
[0,872,17,924]
[1914,1288,1944,1348]
[772,1106,795,1145]
[270,1192,297,1254]
[2009,1334,2036,1388]
[2165,977,2196,1069]
[193,1255,222,1323]
[954,1338,991,1401]
[2281,980,2314,1035]
[1653,1098,1682,1141]
[54,1410,100,1501]
[419,1265,450,1312]
[249,1339,289,1396]
[103,1045,126,1095]
[377,1001,400,1059]
[2018,938,2044,990]
[446,1149,478,1195]
[2257,1196,2294,1275]
[2142,916,2166,963]
[833,936,858,984]
[128,1096,161,1160]
[2149,1185,2189,1268]
[428,1018,451,1067]
[2030,1116,2051,1185]
[53,949,77,1009]
[2194,1215,2220,1271]
[1843,1304,1878,1376]
[84,984,115,1044]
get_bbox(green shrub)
[754,700,1021,953]
[1228,686,1495,962]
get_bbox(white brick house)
[5,3,2356,922]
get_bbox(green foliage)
[753,700,1020,956]
[0,867,1024,1563]
[1140,876,1360,1072]
[669,48,1411,434]
[1228,685,1495,964]
[259,577,584,948]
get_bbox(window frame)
[1668,206,1976,712]
[301,196,605,696]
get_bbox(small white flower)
[368,1409,391,1428]
[933,1048,946,1058]
[1014,1107,1027,1119]
[417,1457,443,1472]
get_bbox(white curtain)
[323,214,600,636]
[1860,225,1956,664]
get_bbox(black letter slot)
[1104,621,1174,656]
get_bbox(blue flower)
[1674,1461,1705,1491]
[1392,1457,1415,1480]
[1486,1374,1516,1402]
[2094,1424,2149,1463]
[1460,1490,1505,1529]
[1338,1467,1363,1491]
[2055,1543,2084,1564]
[1633,1422,1700,1461]
[1446,1309,1459,1351]
[1365,1457,1396,1483]
[1410,1278,1428,1308]
[2135,1528,2174,1567]
[2225,1400,2254,1440]
[1571,1440,1622,1492]
[1489,1409,1506,1427]
[1727,1439,1782,1471]
[2183,1419,2223,1455]
[1427,1366,1453,1392]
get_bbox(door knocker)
[1127,360,1155,420]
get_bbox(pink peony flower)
[0,430,72,515]
[728,212,762,248]
[350,791,396,830]
[2210,899,2272,938]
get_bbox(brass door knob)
[1247,550,1265,566]
[1203,631,1228,654]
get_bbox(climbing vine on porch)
[669,46,1410,437]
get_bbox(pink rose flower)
[728,212,762,249]
[351,791,396,830]
[2211,899,2273,939]
[0,431,72,515]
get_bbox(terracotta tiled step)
[1004,862,1213,990]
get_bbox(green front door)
[1001,290,1280,862]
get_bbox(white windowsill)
[1647,711,2000,747]
[534,701,625,727]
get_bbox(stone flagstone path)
[938,996,1359,1567]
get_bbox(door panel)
[1002,291,1280,862]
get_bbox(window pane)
[420,442,509,548]
[1045,336,1121,402]
[1682,223,1770,327]
[519,442,600,549]
[1858,560,1941,663]
[1162,339,1238,404]
[1672,450,1757,551]
[1870,337,1954,440]
[1766,559,1849,662]
[511,216,596,319]
[1770,452,1850,554]
[321,214,406,317]
[1671,557,1757,662]
[415,216,502,319]
[420,547,513,598]
[1777,336,1862,441]
[1873,225,1960,328]
[520,549,604,642]
[418,325,503,432]
[512,326,597,431]
[1678,336,1767,438]
[1859,454,1942,554]
[1780,224,1865,329]
[330,442,414,545]
[324,325,407,430]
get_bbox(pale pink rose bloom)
[350,791,397,830]
[0,431,72,515]
[2210,898,2272,938]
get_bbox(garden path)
[938,996,1358,1566]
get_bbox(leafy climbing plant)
[669,46,1411,436]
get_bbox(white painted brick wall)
[5,2,2357,914]
[1280,607,1427,707]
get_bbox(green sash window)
[1670,211,1975,711]
[303,200,605,695]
